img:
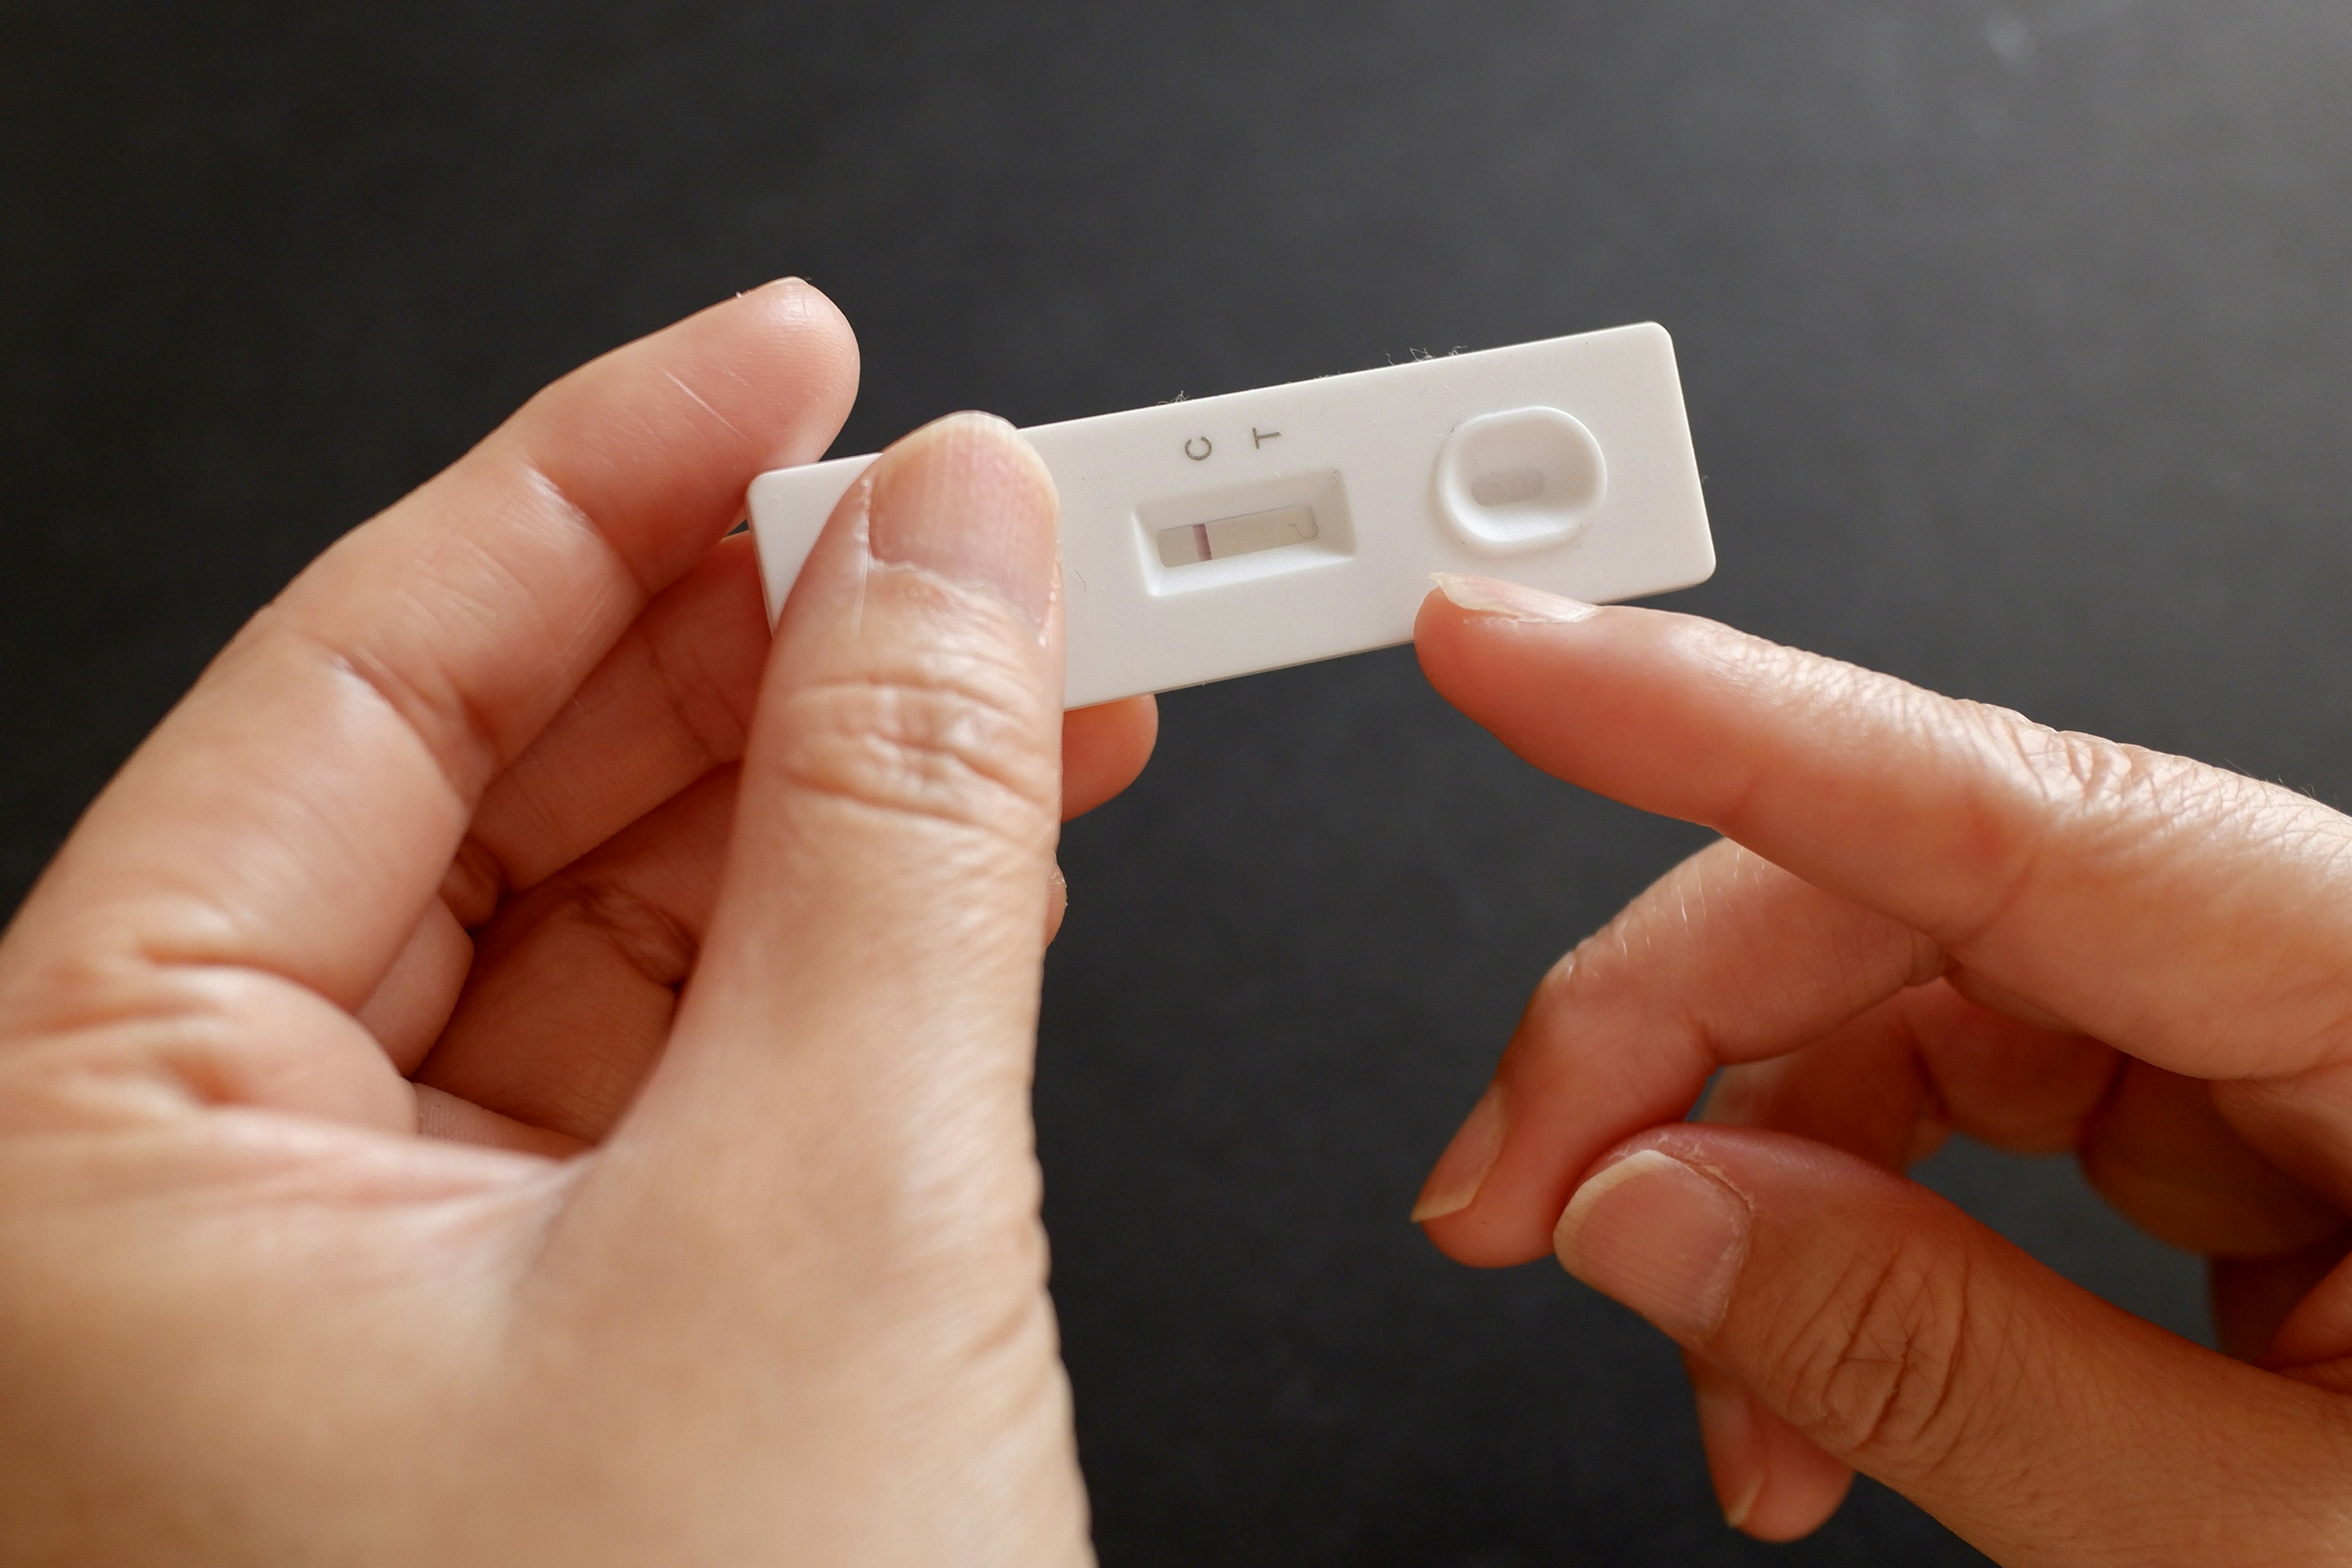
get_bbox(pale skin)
[0,282,1156,1564]
[4,285,2348,1564]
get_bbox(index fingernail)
[868,412,1057,635]
[1412,1081,1509,1222]
[1432,573,1598,622]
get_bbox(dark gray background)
[7,2,2350,1562]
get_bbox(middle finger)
[1414,837,1941,1265]
[416,766,737,1142]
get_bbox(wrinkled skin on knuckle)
[1522,840,1937,1065]
[1519,929,1663,1074]
[769,648,1057,849]
[2010,722,2206,841]
[1932,704,2346,944]
[1526,933,1614,1026]
[1765,1229,1977,1469]
[535,876,699,991]
[1527,848,1722,1018]
[1984,707,2334,877]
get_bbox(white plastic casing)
[748,323,1713,707]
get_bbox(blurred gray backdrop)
[7,2,2352,1562]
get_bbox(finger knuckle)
[1529,924,1660,1054]
[1989,711,2166,822]
[1976,703,2320,853]
[1773,1232,1976,1466]
[548,878,699,990]
[1937,703,2282,944]
[770,660,1055,843]
[1534,843,1735,1007]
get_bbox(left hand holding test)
[0,283,1153,1563]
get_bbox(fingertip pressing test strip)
[748,323,1714,707]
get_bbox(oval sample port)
[1435,405,1607,551]
[1469,466,1546,508]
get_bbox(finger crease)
[311,631,507,802]
[775,760,1048,843]
[640,622,743,777]
[515,457,664,604]
[1942,820,2046,957]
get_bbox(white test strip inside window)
[1154,503,1321,568]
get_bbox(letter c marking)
[1184,436,1213,461]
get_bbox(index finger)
[1414,576,2352,1087]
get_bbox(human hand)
[0,282,1155,1564]
[1410,574,2352,1566]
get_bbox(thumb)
[623,409,1063,1216]
[521,412,1088,1566]
[562,408,1068,1317]
[1555,1128,2352,1566]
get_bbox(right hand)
[1410,573,2352,1566]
